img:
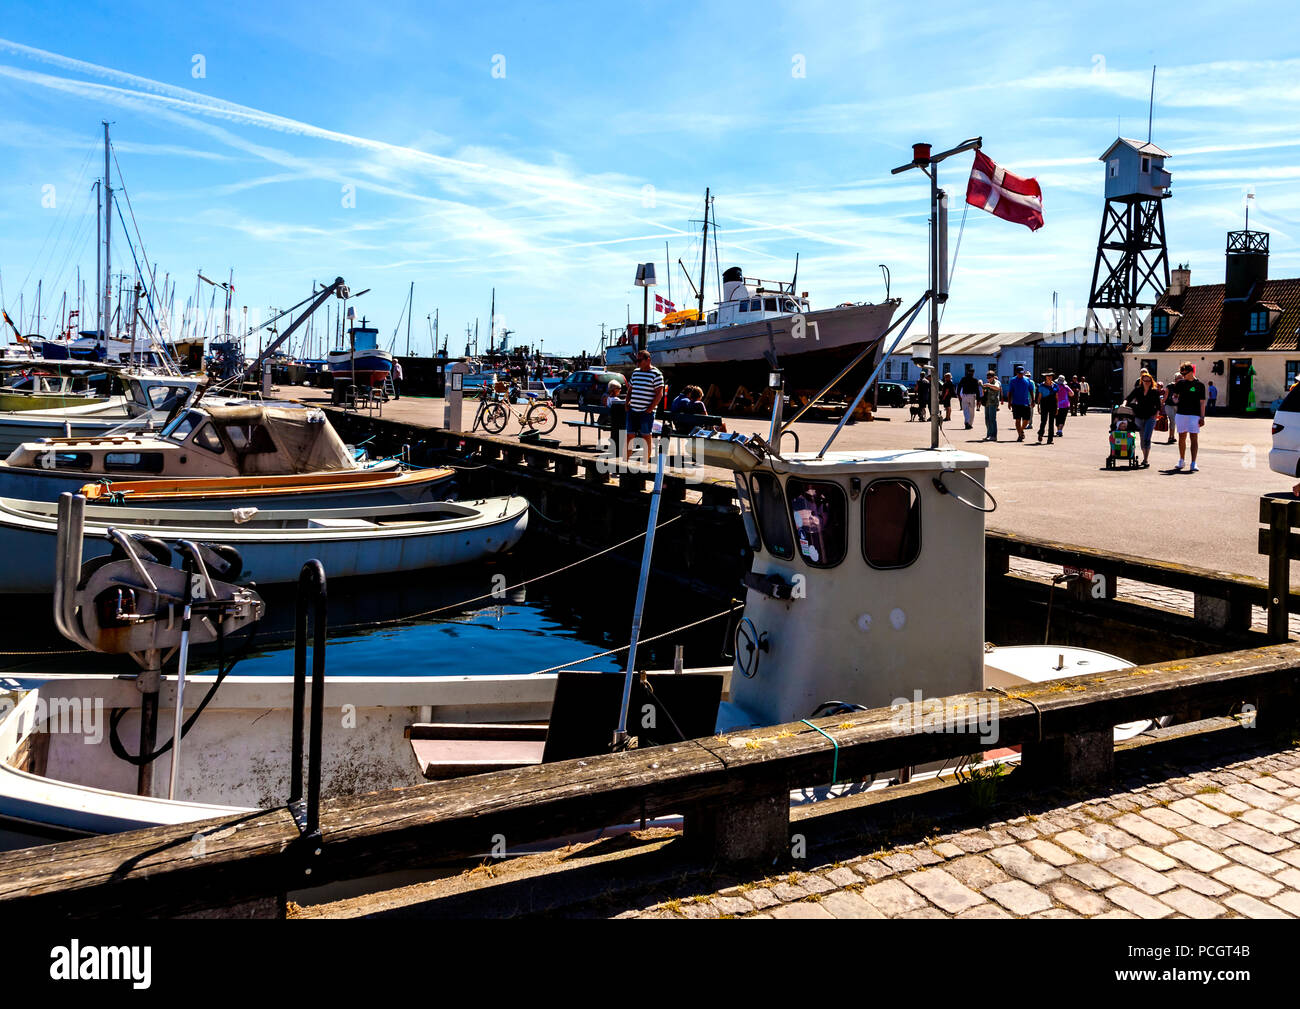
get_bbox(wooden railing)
[1,642,1296,918]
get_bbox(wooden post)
[1021,728,1114,788]
[684,790,789,864]
[1262,497,1293,642]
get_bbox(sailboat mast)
[488,288,495,356]
[406,281,414,356]
[697,187,709,321]
[102,121,112,342]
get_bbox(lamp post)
[633,262,657,354]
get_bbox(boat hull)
[605,301,899,395]
[0,493,529,593]
[327,350,393,387]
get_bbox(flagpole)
[892,137,981,451]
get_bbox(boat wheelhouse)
[328,321,394,389]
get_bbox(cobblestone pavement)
[1009,557,1300,636]
[624,746,1300,919]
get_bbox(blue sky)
[0,1,1296,357]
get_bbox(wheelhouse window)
[749,472,794,559]
[764,298,778,312]
[162,410,201,442]
[750,299,762,312]
[738,300,748,313]
[707,311,717,324]
[787,479,846,568]
[733,474,761,552]
[192,423,225,454]
[862,479,921,569]
[780,298,799,313]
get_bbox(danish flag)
[965,151,1044,232]
[655,293,675,314]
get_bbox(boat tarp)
[205,403,355,475]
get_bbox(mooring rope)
[523,602,744,676]
[328,513,686,634]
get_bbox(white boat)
[0,372,203,455]
[0,400,388,501]
[0,491,527,594]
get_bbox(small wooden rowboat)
[78,465,456,509]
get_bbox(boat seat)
[407,671,724,781]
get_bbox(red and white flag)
[966,151,1043,232]
[655,293,675,314]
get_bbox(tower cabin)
[1101,138,1172,201]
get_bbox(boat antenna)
[791,253,799,296]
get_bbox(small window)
[901,362,909,380]
[192,423,225,454]
[1151,315,1168,336]
[223,423,277,454]
[787,479,847,568]
[1249,311,1269,333]
[104,452,165,474]
[750,299,762,312]
[862,479,921,569]
[1141,156,1150,173]
[883,359,893,380]
[1286,361,1300,390]
[733,474,761,551]
[780,298,798,313]
[1108,159,1119,179]
[44,451,92,470]
[707,312,717,324]
[738,300,748,313]
[749,472,794,559]
[764,298,777,312]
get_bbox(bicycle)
[471,387,558,435]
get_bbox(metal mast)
[102,122,112,342]
[697,187,709,322]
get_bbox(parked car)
[552,369,626,408]
[1269,385,1300,477]
[875,381,910,408]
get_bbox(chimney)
[1225,230,1268,301]
[1167,264,1191,297]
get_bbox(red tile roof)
[1154,277,1300,353]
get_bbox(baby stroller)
[1106,405,1140,469]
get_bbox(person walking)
[1170,361,1207,472]
[958,365,981,430]
[392,359,403,400]
[1037,372,1058,444]
[1162,380,1178,444]
[624,350,664,460]
[1078,376,1090,415]
[980,368,1001,441]
[1207,381,1218,414]
[940,372,955,422]
[1124,368,1162,468]
[915,371,931,422]
[1068,376,1081,416]
[1007,363,1034,442]
[1054,377,1073,437]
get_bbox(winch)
[53,492,264,797]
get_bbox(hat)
[1014,363,1024,371]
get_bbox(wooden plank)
[5,645,1298,916]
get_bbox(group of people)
[1123,363,1208,470]
[597,350,718,454]
[914,364,1092,444]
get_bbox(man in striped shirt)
[624,350,665,458]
